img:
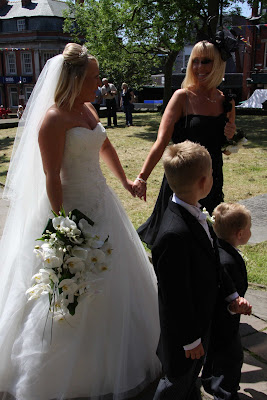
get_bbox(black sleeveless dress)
[137,97,232,247]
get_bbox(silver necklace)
[202,94,217,103]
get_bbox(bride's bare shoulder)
[42,105,68,128]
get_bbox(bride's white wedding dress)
[0,123,160,400]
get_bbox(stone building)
[0,0,72,109]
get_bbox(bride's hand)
[122,178,136,197]
[133,179,147,201]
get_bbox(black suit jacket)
[211,238,248,343]
[152,200,221,379]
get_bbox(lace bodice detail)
[60,123,107,218]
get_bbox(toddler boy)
[201,203,252,400]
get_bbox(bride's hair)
[182,41,226,90]
[55,43,98,109]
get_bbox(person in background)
[91,86,102,116]
[17,105,24,119]
[120,82,134,127]
[101,77,117,127]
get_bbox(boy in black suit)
[201,203,251,400]
[152,141,251,400]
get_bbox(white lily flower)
[26,283,53,300]
[71,246,88,260]
[53,310,70,322]
[52,216,77,231]
[87,249,106,266]
[69,235,84,245]
[59,279,78,303]
[64,257,85,274]
[91,262,110,274]
[101,241,113,256]
[78,219,94,236]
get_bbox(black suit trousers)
[106,98,117,126]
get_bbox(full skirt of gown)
[0,123,160,400]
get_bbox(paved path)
[240,194,267,244]
[0,188,266,399]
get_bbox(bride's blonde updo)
[55,43,98,109]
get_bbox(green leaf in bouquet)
[67,297,78,316]
[71,209,94,226]
[59,206,66,218]
[42,218,55,235]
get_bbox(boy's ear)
[198,176,206,189]
[236,229,243,240]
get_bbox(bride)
[0,43,160,400]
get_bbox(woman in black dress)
[133,40,236,246]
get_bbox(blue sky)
[227,1,251,17]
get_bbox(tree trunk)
[162,50,179,112]
[208,0,219,35]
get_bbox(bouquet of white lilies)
[26,208,112,321]
[222,129,248,154]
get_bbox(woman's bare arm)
[38,109,66,213]
[133,89,186,199]
[100,137,135,196]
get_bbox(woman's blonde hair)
[55,43,98,109]
[121,82,128,89]
[182,41,226,90]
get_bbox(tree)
[64,0,242,109]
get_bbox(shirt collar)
[172,193,207,222]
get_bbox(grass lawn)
[0,112,266,285]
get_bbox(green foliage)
[63,0,248,106]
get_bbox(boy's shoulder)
[218,238,243,266]
[157,201,194,237]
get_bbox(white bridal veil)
[0,54,64,389]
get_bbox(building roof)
[0,0,69,19]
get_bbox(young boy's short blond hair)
[162,140,211,195]
[213,203,251,241]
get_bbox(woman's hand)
[133,179,147,201]
[224,120,236,139]
[122,178,136,197]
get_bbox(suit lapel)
[168,200,215,259]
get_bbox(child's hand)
[185,343,204,360]
[229,296,252,315]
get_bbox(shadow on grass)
[0,136,15,151]
[128,113,160,142]
[236,115,267,150]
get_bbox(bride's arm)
[38,109,66,213]
[100,137,135,197]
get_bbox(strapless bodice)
[60,123,108,218]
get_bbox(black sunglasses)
[192,58,213,65]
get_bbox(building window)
[42,51,57,67]
[25,86,33,103]
[9,87,19,108]
[17,19,26,31]
[21,52,32,74]
[6,52,17,75]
